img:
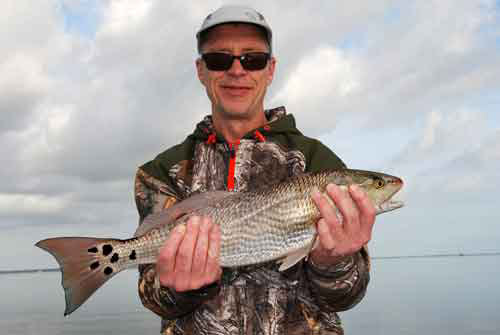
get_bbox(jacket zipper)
[227,140,240,191]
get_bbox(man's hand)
[156,216,222,292]
[309,184,376,267]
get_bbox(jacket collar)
[192,106,297,143]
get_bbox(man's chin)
[218,102,254,118]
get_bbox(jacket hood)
[190,106,303,143]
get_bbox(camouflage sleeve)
[135,168,219,319]
[305,247,370,312]
[299,138,370,311]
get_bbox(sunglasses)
[201,52,271,71]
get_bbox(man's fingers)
[349,184,376,243]
[204,223,221,285]
[327,184,360,233]
[349,184,376,224]
[190,217,211,289]
[173,216,200,291]
[311,188,341,232]
[157,224,186,287]
[316,218,336,251]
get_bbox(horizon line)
[2,251,499,275]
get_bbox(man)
[135,5,374,335]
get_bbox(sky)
[1,0,499,271]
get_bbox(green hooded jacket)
[135,106,370,335]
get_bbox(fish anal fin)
[278,244,312,271]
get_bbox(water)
[0,271,159,335]
[341,256,500,334]
[1,256,498,334]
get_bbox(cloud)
[270,46,361,133]
[379,128,500,255]
[266,1,500,137]
[0,54,53,133]
[0,193,69,216]
[101,0,153,34]
[391,108,488,172]
[1,1,500,269]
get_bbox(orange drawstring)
[254,130,266,142]
[206,133,216,145]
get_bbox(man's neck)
[212,110,267,143]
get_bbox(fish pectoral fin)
[277,245,311,271]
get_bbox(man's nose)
[227,57,246,76]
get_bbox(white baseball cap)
[196,5,273,54]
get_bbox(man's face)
[196,24,276,119]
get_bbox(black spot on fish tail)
[102,244,113,256]
[129,250,136,260]
[35,237,126,316]
[110,253,119,263]
[88,247,98,253]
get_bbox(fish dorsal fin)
[134,190,233,237]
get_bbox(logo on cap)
[244,11,265,22]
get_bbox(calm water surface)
[1,256,498,334]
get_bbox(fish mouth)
[377,199,404,214]
[376,176,404,214]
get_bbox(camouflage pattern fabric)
[135,107,370,335]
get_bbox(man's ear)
[196,58,206,86]
[266,57,276,86]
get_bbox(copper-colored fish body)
[36,169,404,315]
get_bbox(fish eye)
[375,179,385,189]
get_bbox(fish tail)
[36,237,126,316]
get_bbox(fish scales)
[121,174,321,268]
[195,173,321,267]
[35,169,404,315]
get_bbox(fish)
[36,168,404,316]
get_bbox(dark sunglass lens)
[203,52,269,71]
[241,53,269,70]
[203,53,233,71]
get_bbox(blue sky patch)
[58,0,102,39]
[383,6,402,25]
[337,30,367,51]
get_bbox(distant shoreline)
[0,268,135,275]
[2,252,499,275]
[0,268,59,275]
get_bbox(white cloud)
[392,108,487,174]
[420,111,441,150]
[272,46,361,105]
[1,0,500,269]
[479,130,500,161]
[0,193,69,216]
[101,0,153,34]
[0,54,52,133]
